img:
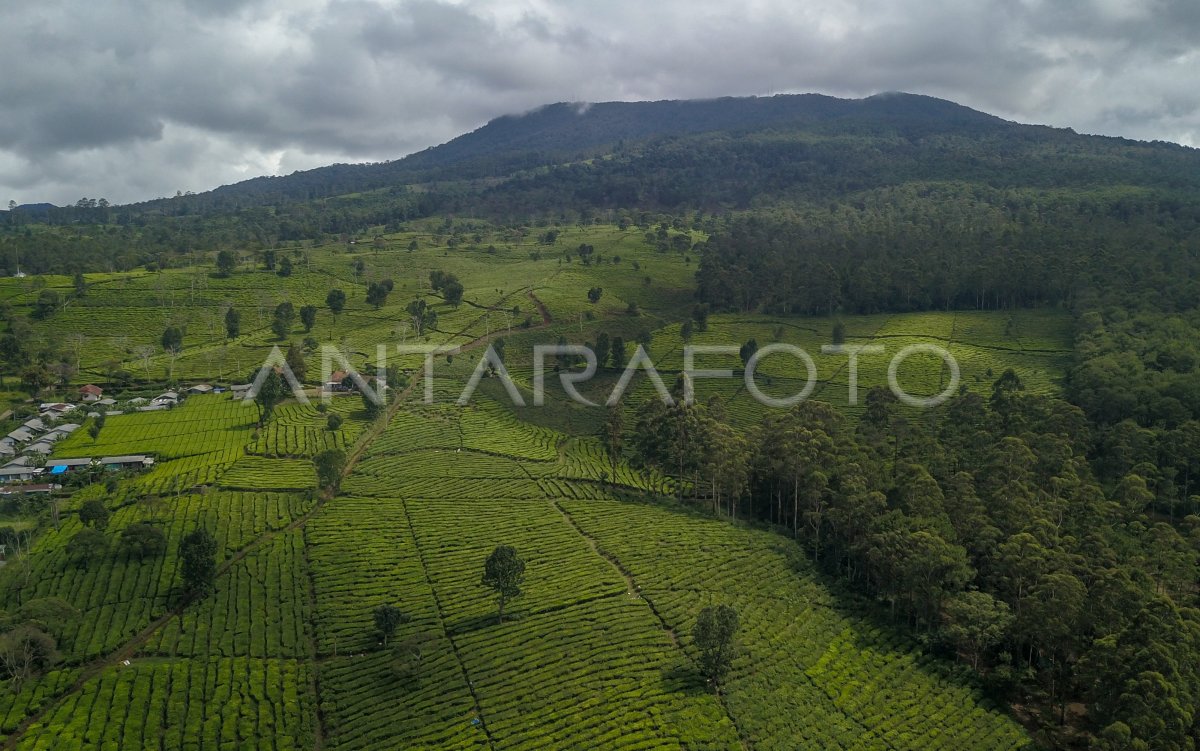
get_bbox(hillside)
[3,91,1200,751]
[129,93,1013,207]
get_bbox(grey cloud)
[0,0,1196,205]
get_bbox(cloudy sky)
[1,0,1197,206]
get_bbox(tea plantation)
[0,223,1068,749]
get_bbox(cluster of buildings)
[0,383,170,496]
[1,415,81,458]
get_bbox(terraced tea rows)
[2,492,312,658]
[559,497,1034,751]
[1,266,1053,750]
[10,658,315,750]
[144,530,310,659]
[247,401,370,458]
[53,395,257,459]
[124,448,245,496]
[404,496,623,627]
[456,594,740,751]
[219,456,318,491]
[0,671,79,741]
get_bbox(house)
[41,424,79,443]
[151,391,179,406]
[47,423,80,437]
[21,417,46,433]
[0,457,42,483]
[99,455,154,471]
[188,384,214,394]
[39,403,75,418]
[229,384,252,399]
[5,428,35,444]
[46,457,93,474]
[0,483,60,495]
[79,384,103,402]
[0,441,15,457]
[324,370,351,392]
[127,397,148,404]
[96,398,117,407]
[26,441,54,454]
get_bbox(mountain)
[134,92,1021,208]
[7,91,1200,280]
[13,203,57,215]
[121,91,1198,219]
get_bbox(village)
[0,382,215,494]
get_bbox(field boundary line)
[811,314,895,403]
[300,524,327,750]
[551,499,754,751]
[398,497,498,751]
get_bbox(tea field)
[0,222,1068,749]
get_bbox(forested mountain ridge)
[8,91,1199,220]
[133,92,1022,208]
[5,91,1199,281]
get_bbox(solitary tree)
[326,289,346,317]
[481,545,525,624]
[119,523,167,560]
[832,320,846,345]
[594,332,611,369]
[78,500,110,530]
[693,604,739,687]
[66,528,107,569]
[442,280,464,307]
[0,625,59,692]
[225,307,240,339]
[162,326,183,353]
[215,250,236,277]
[738,339,758,368]
[299,305,318,332]
[680,320,694,342]
[366,281,393,309]
[390,638,426,683]
[254,369,286,426]
[314,449,346,491]
[285,343,307,383]
[179,528,218,596]
[272,302,295,340]
[610,337,627,369]
[587,286,603,303]
[373,604,409,648]
[406,299,438,336]
[277,256,293,277]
